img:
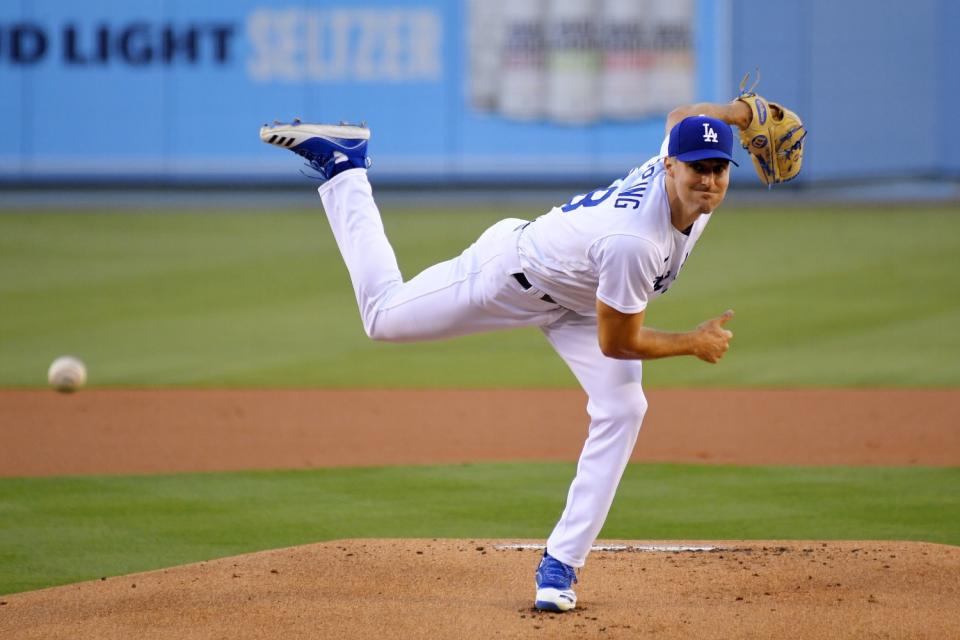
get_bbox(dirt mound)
[2,539,958,639]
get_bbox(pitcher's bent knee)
[618,394,648,430]
[635,396,649,422]
[363,317,395,342]
[366,325,405,343]
[590,392,648,432]
[363,313,416,343]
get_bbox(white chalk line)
[493,543,722,553]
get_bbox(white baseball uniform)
[317,138,711,568]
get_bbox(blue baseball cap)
[667,115,739,165]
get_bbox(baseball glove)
[735,71,807,185]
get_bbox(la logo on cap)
[702,123,719,143]
[667,115,738,165]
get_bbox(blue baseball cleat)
[259,119,371,180]
[535,551,578,612]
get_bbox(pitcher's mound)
[2,539,958,639]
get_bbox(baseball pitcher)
[260,79,805,612]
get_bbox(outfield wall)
[0,0,956,185]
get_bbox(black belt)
[512,272,556,304]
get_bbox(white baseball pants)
[318,169,647,568]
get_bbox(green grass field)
[1,205,958,387]
[2,463,957,595]
[1,203,958,595]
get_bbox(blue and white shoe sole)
[259,123,369,151]
[535,587,577,612]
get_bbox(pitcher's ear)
[663,156,676,176]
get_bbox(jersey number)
[561,164,656,213]
[561,186,616,212]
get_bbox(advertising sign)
[0,1,727,183]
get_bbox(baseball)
[48,356,87,393]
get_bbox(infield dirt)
[2,388,958,476]
[1,388,958,638]
[2,539,958,639]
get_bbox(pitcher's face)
[666,158,731,214]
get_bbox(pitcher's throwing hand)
[694,310,735,363]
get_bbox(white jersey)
[517,146,710,316]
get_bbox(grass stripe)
[1,462,956,594]
[1,206,959,387]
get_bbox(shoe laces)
[296,149,372,181]
[540,554,578,587]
